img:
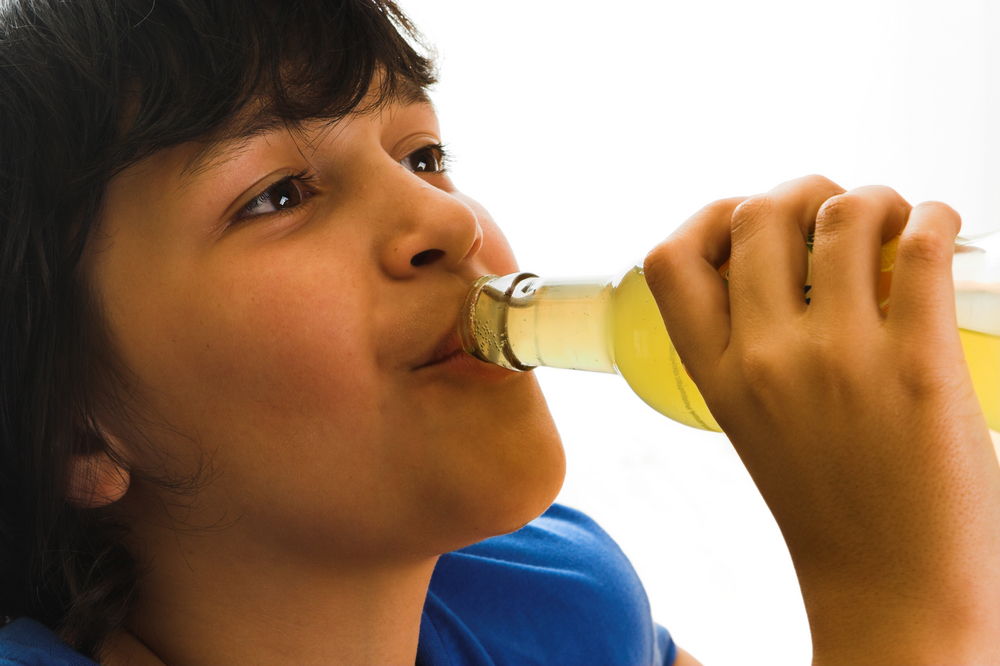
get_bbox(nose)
[379,167,483,279]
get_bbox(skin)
[645,176,1000,664]
[79,94,568,665]
[71,93,996,664]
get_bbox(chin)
[497,381,566,530]
[452,401,566,549]
[398,374,566,555]
[492,431,566,538]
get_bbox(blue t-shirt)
[0,504,676,666]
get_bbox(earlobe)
[66,449,130,509]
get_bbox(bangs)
[113,0,437,164]
[0,0,436,198]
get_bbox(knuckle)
[850,184,911,217]
[894,347,960,405]
[643,242,684,294]
[770,174,841,198]
[730,195,773,237]
[702,195,747,217]
[816,192,869,225]
[851,183,902,202]
[911,200,961,226]
[769,174,845,209]
[736,339,788,394]
[897,228,952,266]
[794,173,843,197]
[735,332,850,405]
[738,353,770,391]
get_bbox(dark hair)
[0,0,435,658]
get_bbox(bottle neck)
[460,272,617,374]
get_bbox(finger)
[644,197,743,371]
[727,175,845,330]
[808,186,911,322]
[886,201,962,340]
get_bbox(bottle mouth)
[459,272,538,371]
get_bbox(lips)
[415,327,466,369]
[409,274,515,379]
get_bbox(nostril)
[410,249,445,267]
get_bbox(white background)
[400,2,999,664]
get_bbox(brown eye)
[268,180,301,209]
[239,177,308,219]
[400,144,447,173]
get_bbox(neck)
[115,514,437,666]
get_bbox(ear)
[66,433,131,509]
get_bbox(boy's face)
[86,92,565,564]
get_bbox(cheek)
[110,241,389,487]
[194,262,378,436]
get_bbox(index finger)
[644,197,743,375]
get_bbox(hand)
[644,175,1000,665]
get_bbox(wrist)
[802,559,1000,664]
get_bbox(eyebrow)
[178,79,433,182]
[395,77,431,107]
[179,116,288,183]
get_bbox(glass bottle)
[459,232,1000,432]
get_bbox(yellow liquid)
[611,266,1000,432]
[961,328,1000,431]
[505,278,616,374]
[502,271,725,430]
[612,268,721,431]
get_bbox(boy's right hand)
[644,175,1000,664]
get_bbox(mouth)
[409,275,521,382]
[415,327,467,369]
[412,316,519,382]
